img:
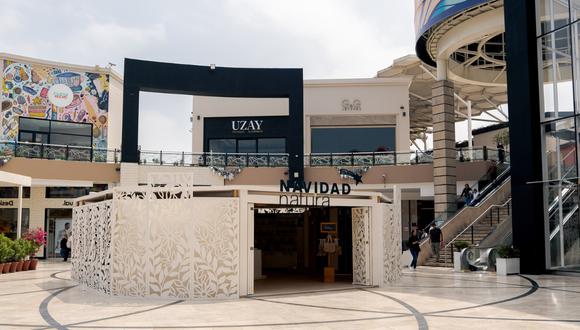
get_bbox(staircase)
[417,171,512,267]
[423,201,511,267]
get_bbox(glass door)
[46,209,72,258]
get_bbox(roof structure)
[377,55,508,141]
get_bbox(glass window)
[544,117,577,181]
[237,140,257,153]
[258,138,286,153]
[209,139,236,153]
[19,118,50,133]
[50,121,92,136]
[311,127,396,153]
[537,0,570,36]
[45,185,107,199]
[0,187,30,198]
[50,133,91,147]
[540,27,575,120]
[0,208,30,240]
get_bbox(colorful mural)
[1,60,110,148]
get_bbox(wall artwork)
[1,60,110,148]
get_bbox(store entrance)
[253,206,354,294]
[45,208,72,259]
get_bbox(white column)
[467,100,473,159]
[16,185,23,238]
[436,58,448,81]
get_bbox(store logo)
[342,99,361,111]
[63,201,74,207]
[278,180,351,208]
[232,120,263,133]
[48,84,74,108]
[0,200,14,206]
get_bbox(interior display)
[208,138,286,154]
[320,222,337,233]
[18,117,93,147]
[0,208,30,239]
[311,127,395,153]
[1,60,110,148]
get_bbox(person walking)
[460,184,472,205]
[470,188,480,206]
[59,222,72,262]
[497,143,505,163]
[408,229,421,270]
[429,223,443,263]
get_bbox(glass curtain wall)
[537,0,580,271]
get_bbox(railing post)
[246,153,249,167]
[351,152,354,166]
[90,146,93,162]
[372,152,375,166]
[40,143,44,159]
[182,151,185,166]
[483,146,488,161]
[225,153,228,167]
[267,153,270,167]
[330,153,333,166]
[471,226,474,244]
[415,150,419,164]
[65,145,69,160]
[114,149,118,163]
[160,150,163,165]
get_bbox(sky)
[0,0,498,152]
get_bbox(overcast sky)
[0,0,495,152]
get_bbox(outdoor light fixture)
[210,64,216,70]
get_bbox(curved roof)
[377,55,507,139]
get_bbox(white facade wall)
[190,78,412,154]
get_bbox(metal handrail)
[421,164,511,236]
[0,140,120,163]
[445,198,512,250]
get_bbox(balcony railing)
[139,150,290,167]
[0,141,121,163]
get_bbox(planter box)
[453,251,462,272]
[497,257,520,275]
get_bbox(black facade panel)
[121,58,304,179]
[504,0,546,274]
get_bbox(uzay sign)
[231,120,263,133]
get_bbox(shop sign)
[342,99,361,111]
[278,180,351,207]
[0,200,14,206]
[62,201,74,207]
[48,84,74,107]
[231,120,264,133]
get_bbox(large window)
[0,208,30,240]
[0,187,30,198]
[208,138,286,153]
[537,0,580,271]
[19,117,92,147]
[45,184,108,199]
[311,127,396,153]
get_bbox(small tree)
[493,129,510,148]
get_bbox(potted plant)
[12,239,27,272]
[453,241,470,272]
[21,240,33,271]
[23,228,47,270]
[0,234,12,274]
[496,245,520,275]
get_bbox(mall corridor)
[1,262,579,329]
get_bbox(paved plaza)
[1,262,579,329]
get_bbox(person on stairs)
[429,223,443,263]
[408,229,421,270]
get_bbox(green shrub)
[0,234,14,263]
[497,245,520,258]
[453,240,470,252]
[12,239,29,261]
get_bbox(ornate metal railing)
[0,141,120,163]
[139,151,289,167]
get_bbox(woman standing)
[408,229,421,270]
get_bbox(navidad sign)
[278,180,351,207]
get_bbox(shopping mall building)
[1,0,579,298]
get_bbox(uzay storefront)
[72,183,402,299]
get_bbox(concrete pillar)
[432,80,457,219]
